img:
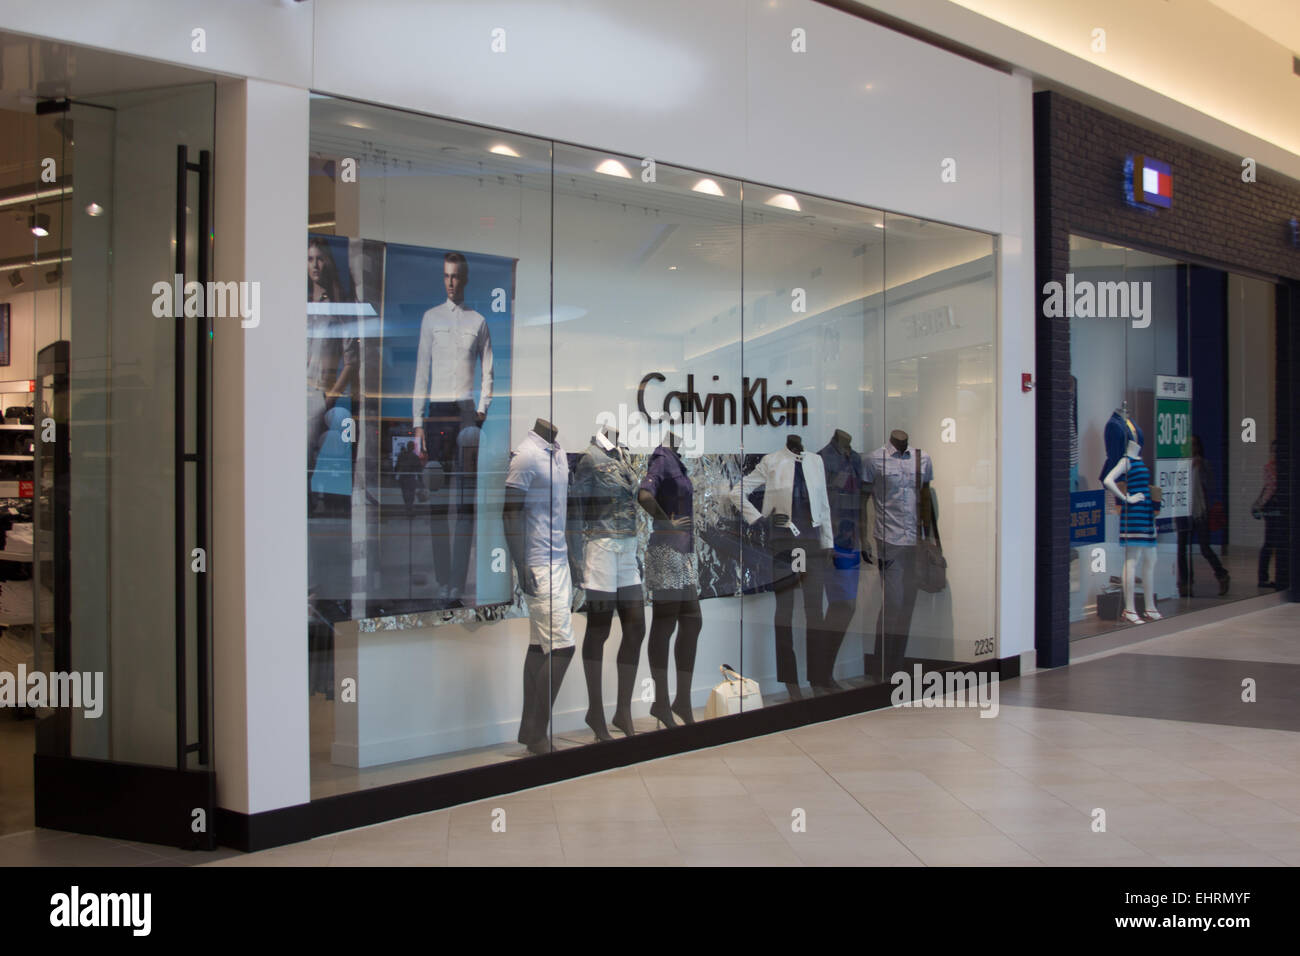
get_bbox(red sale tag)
[18,480,33,498]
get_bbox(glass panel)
[307,98,552,794]
[739,188,884,701]
[552,145,743,741]
[875,214,997,683]
[34,85,215,768]
[1068,237,1283,639]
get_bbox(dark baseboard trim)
[34,754,217,850]
[216,655,1015,853]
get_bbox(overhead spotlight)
[764,193,801,212]
[489,143,520,157]
[85,202,105,217]
[29,213,51,237]
[595,159,633,179]
[44,268,60,284]
[692,178,724,196]
[8,272,23,289]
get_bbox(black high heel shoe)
[671,699,695,725]
[649,702,677,729]
[585,712,613,742]
[610,710,636,737]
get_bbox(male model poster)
[382,242,516,610]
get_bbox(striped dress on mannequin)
[1119,455,1158,546]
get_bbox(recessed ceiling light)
[489,143,520,157]
[873,222,884,229]
[668,265,677,270]
[692,178,724,196]
[765,193,801,212]
[29,213,50,237]
[864,83,874,91]
[85,202,104,217]
[595,159,633,178]
[343,119,371,130]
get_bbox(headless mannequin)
[770,432,821,702]
[815,428,861,694]
[865,429,932,680]
[1103,437,1162,624]
[504,418,574,755]
[637,428,701,727]
[578,424,646,740]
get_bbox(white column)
[996,69,1038,666]
[212,78,310,815]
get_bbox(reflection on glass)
[305,96,1004,798]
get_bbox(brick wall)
[1033,91,1300,667]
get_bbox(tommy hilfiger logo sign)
[637,373,809,427]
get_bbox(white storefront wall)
[0,0,1036,816]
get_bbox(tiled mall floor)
[4,603,1299,867]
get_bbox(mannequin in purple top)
[636,425,701,728]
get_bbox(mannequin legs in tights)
[647,597,702,727]
[518,644,574,755]
[581,585,646,740]
[1123,545,1160,620]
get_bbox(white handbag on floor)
[705,665,763,718]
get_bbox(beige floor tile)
[551,796,664,823]
[641,774,747,801]
[789,836,923,866]
[560,843,684,866]
[678,842,803,866]
[328,844,446,866]
[899,833,1039,866]
[650,795,770,823]
[737,771,848,796]
[1007,830,1152,864]
[0,831,176,867]
[853,788,972,816]
[774,811,892,843]
[634,753,734,777]
[722,754,827,776]
[1219,821,1300,852]
[1227,777,1300,801]
[1040,781,1169,811]
[828,769,944,792]
[875,809,1002,839]
[448,846,566,866]
[942,784,1074,813]
[556,818,672,849]
[1179,795,1300,828]
[448,822,563,852]
[746,788,867,817]
[664,816,785,847]
[448,799,556,829]
[978,805,1096,835]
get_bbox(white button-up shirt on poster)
[411,299,494,427]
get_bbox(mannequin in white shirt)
[731,433,833,701]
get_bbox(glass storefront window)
[1067,236,1287,638]
[306,95,1000,797]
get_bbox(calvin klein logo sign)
[637,373,809,427]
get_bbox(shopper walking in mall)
[1177,435,1230,597]
[1253,440,1284,589]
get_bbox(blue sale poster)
[1069,490,1105,545]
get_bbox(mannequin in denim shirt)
[572,425,645,740]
